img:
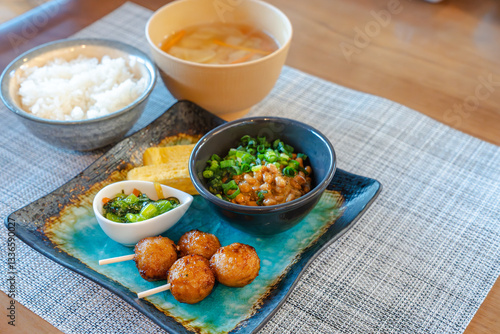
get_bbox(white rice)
[18,55,148,121]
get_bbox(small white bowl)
[93,180,193,246]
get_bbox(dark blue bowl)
[189,117,336,235]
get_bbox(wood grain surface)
[0,0,498,333]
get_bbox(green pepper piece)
[155,200,173,214]
[140,203,158,219]
[106,212,122,223]
[123,193,139,204]
[125,213,143,223]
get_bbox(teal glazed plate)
[6,101,382,334]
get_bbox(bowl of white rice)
[0,38,157,151]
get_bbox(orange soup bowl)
[146,0,292,120]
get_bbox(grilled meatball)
[168,254,215,304]
[209,243,260,287]
[177,230,221,259]
[134,236,177,281]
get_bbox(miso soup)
[159,23,279,65]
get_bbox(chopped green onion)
[222,180,238,193]
[201,135,310,205]
[272,139,281,149]
[236,150,254,164]
[222,180,240,199]
[241,163,251,173]
[229,165,241,175]
[203,170,214,178]
[220,160,235,168]
[297,153,308,161]
[283,166,297,177]
[226,187,240,199]
[288,160,300,169]
[257,190,267,204]
[276,141,285,152]
[240,135,251,145]
[251,165,263,172]
[209,160,219,171]
[280,153,290,160]
[279,158,289,166]
[299,166,310,175]
[264,150,277,162]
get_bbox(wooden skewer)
[99,254,135,265]
[137,283,171,299]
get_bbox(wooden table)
[0,0,498,333]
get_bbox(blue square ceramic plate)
[6,101,382,334]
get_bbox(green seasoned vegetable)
[102,189,180,223]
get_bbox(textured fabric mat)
[1,2,500,333]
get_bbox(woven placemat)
[1,2,499,333]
